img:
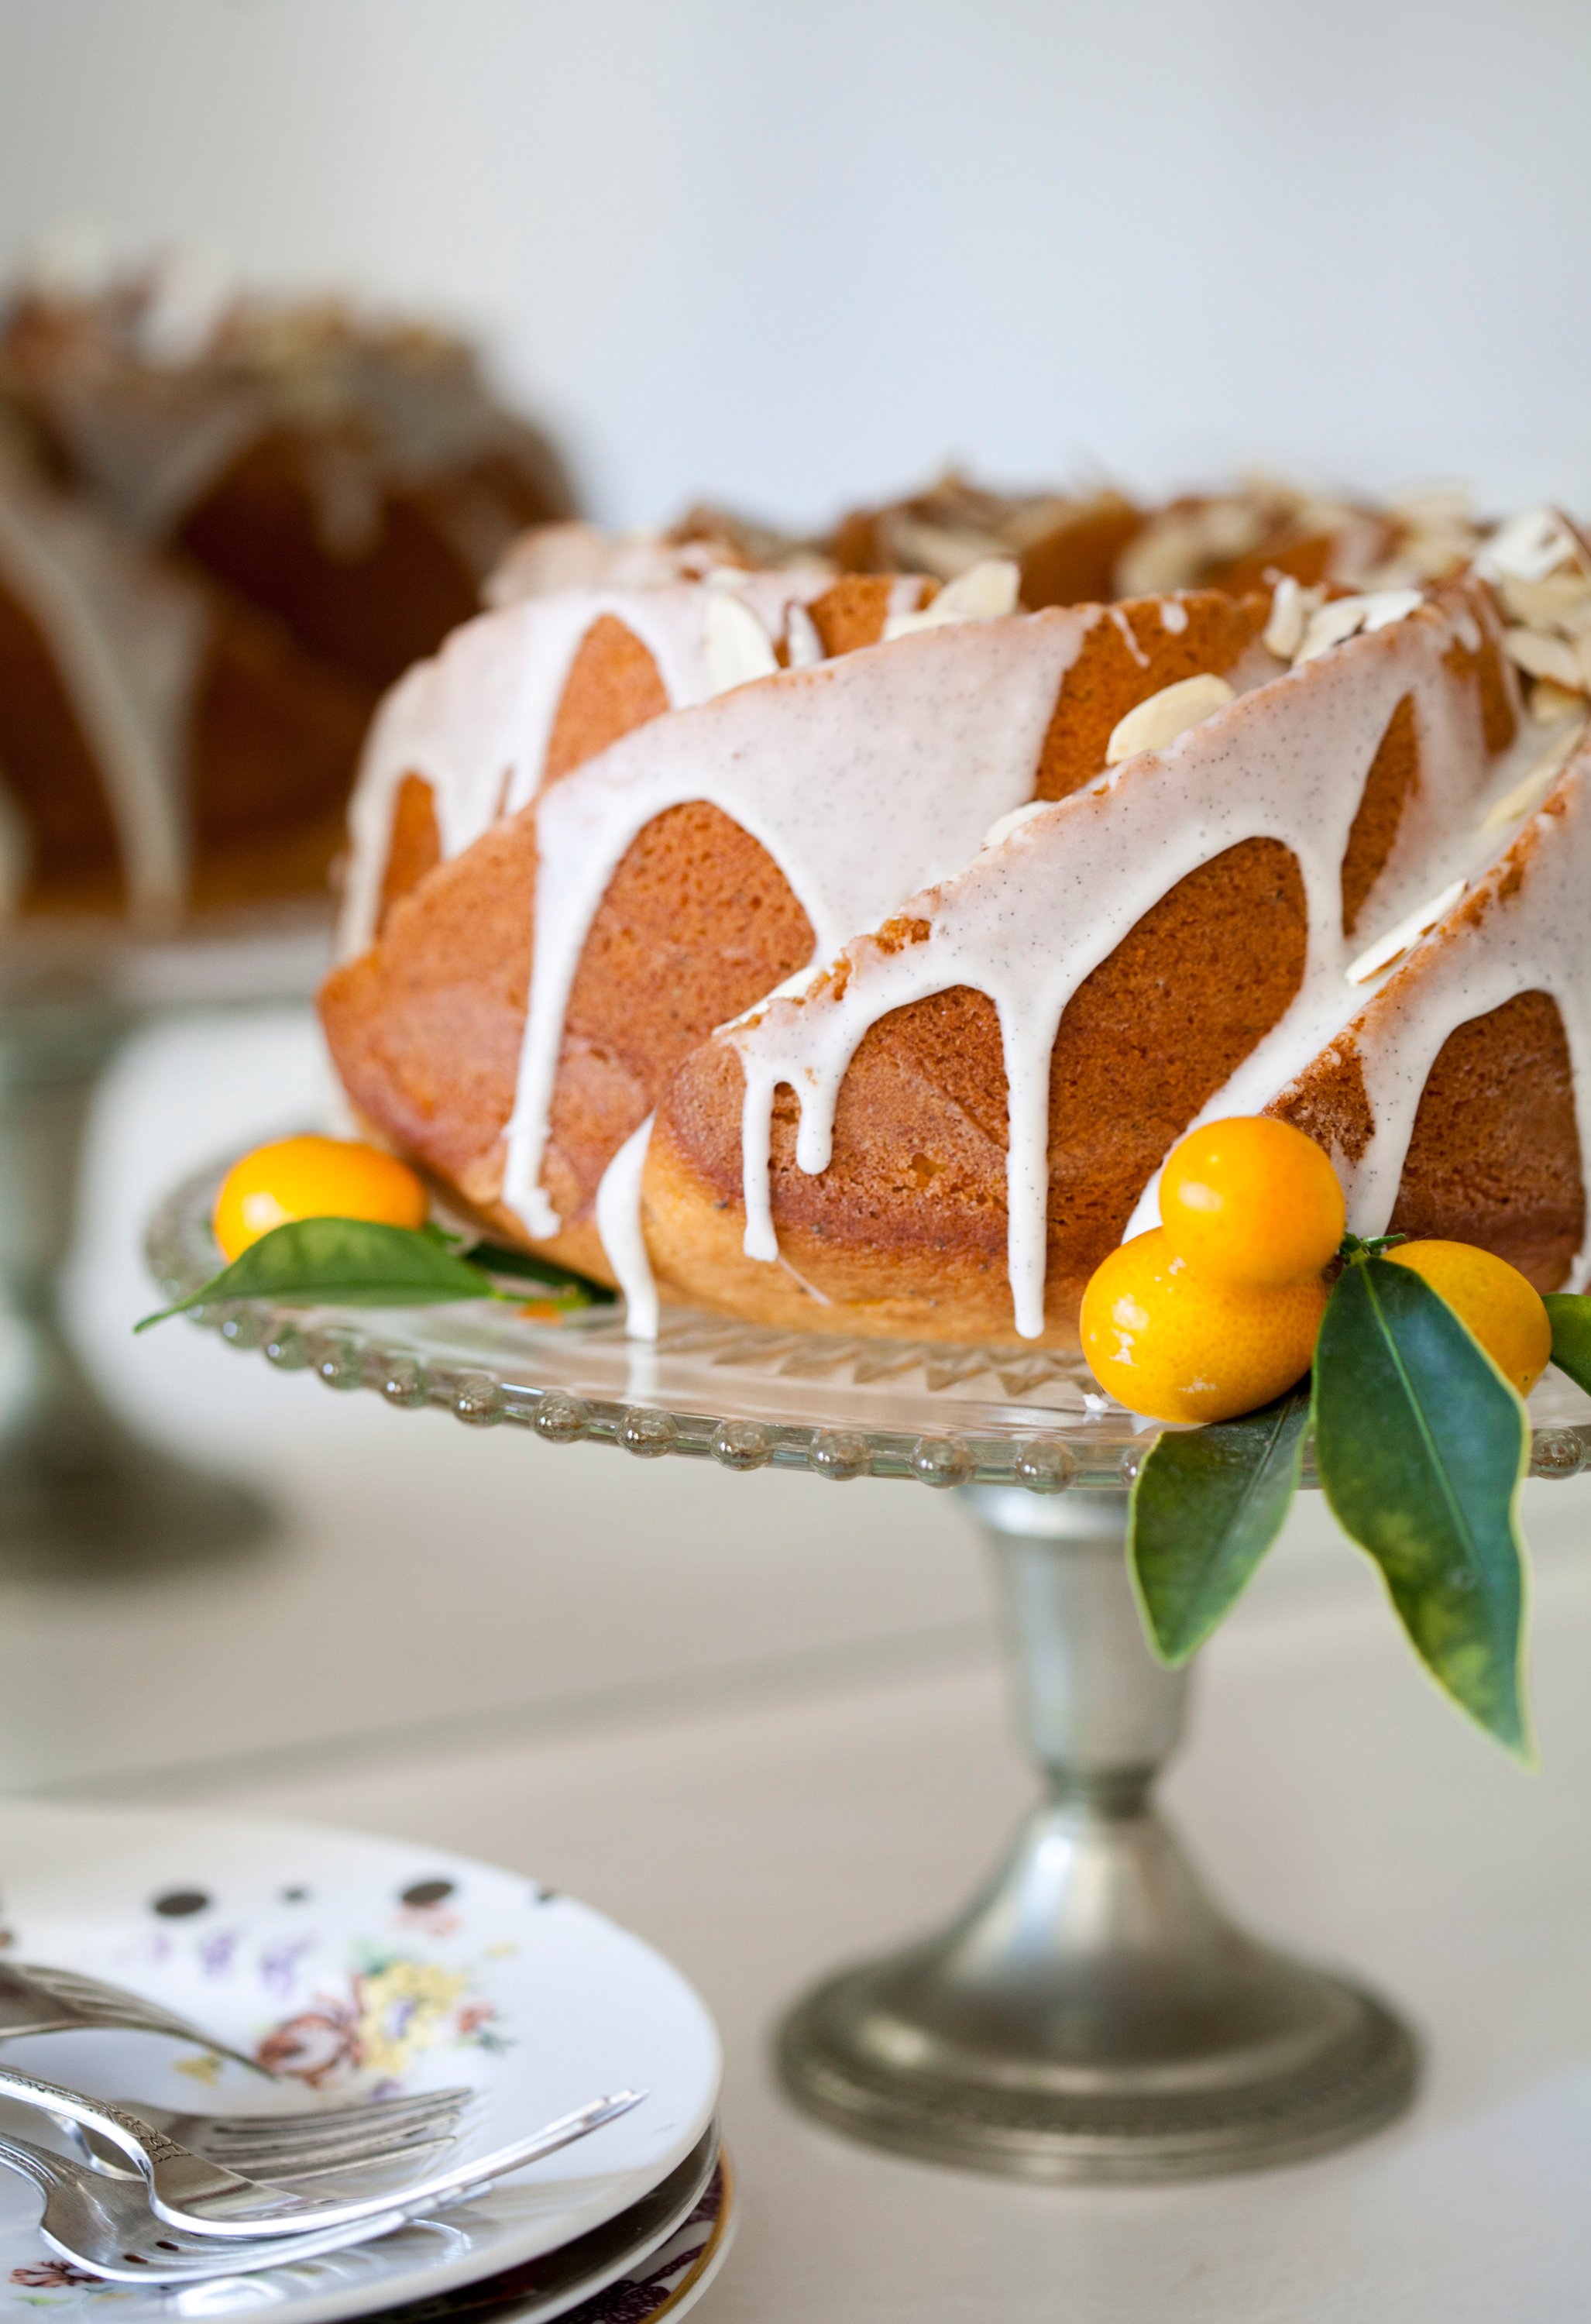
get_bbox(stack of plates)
[0,1802,731,2324]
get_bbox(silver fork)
[0,2065,645,2239]
[0,1959,475,2173]
[52,2088,476,2182]
[0,2126,416,2284]
[0,1961,264,2075]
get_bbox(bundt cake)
[319,501,1591,1349]
[0,261,575,690]
[0,424,373,920]
[0,257,579,927]
[673,469,1486,610]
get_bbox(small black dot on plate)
[535,1889,558,1905]
[151,1889,211,1919]
[400,1879,455,1908]
[280,1886,310,1904]
[156,2242,179,2254]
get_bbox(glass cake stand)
[148,1157,1591,2182]
[0,914,327,1573]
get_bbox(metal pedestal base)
[777,1487,1418,2181]
[0,992,272,1574]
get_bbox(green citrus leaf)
[1545,1292,1591,1396]
[461,1241,618,1305]
[1313,1254,1531,1758]
[136,1216,497,1331]
[1129,1389,1308,1665]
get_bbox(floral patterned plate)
[375,2139,733,2324]
[0,1800,721,2324]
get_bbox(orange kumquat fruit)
[1160,1116,1345,1289]
[1080,1226,1328,1425]
[1382,1239,1552,1396]
[213,1135,428,1263]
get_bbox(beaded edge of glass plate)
[146,1160,1591,1496]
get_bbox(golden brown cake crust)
[1269,989,1584,1292]
[376,774,443,934]
[1338,694,1418,938]
[645,838,1310,1345]
[320,796,817,1273]
[1033,591,1270,802]
[542,613,670,783]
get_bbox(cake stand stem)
[775,1483,1417,2179]
[0,995,270,1571]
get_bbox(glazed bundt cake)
[0,258,578,927]
[0,263,574,690]
[319,500,1591,1348]
[0,425,373,920]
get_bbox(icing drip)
[0,461,206,920]
[1108,604,1152,668]
[1158,598,1190,634]
[500,610,1102,1243]
[1297,758,1591,1282]
[595,1112,659,1339]
[337,566,837,959]
[724,602,1513,1339]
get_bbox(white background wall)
[0,0,1586,529]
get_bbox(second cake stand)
[146,1160,1591,2181]
[0,916,327,1571]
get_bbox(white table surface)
[4,1006,1589,2320]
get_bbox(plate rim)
[0,1798,722,2324]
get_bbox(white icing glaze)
[0,458,207,920]
[1282,756,1591,1285]
[1108,603,1151,669]
[1158,598,1189,634]
[337,566,838,958]
[595,1112,659,1339]
[500,610,1105,1244]
[723,596,1515,1339]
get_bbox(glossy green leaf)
[462,1241,617,1305]
[1129,1390,1308,1665]
[136,1216,497,1331]
[1545,1292,1591,1396]
[1313,1254,1531,1758]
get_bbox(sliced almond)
[1483,505,1588,585]
[1477,719,1588,833]
[785,603,824,669]
[1502,626,1583,691]
[879,512,1006,581]
[1294,588,1422,666]
[1345,879,1467,985]
[881,557,1021,641]
[703,591,779,693]
[1104,673,1235,766]
[1263,574,1324,660]
[1495,569,1591,634]
[1529,677,1586,724]
[981,800,1052,851]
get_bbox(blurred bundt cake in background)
[0,258,576,688]
[0,252,577,926]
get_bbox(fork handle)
[0,2066,264,2210]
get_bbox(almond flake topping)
[980,799,1052,851]
[1477,719,1588,834]
[1344,879,1467,986]
[881,558,1021,641]
[1263,574,1325,660]
[1105,673,1235,766]
[1294,589,1423,666]
[703,590,779,693]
